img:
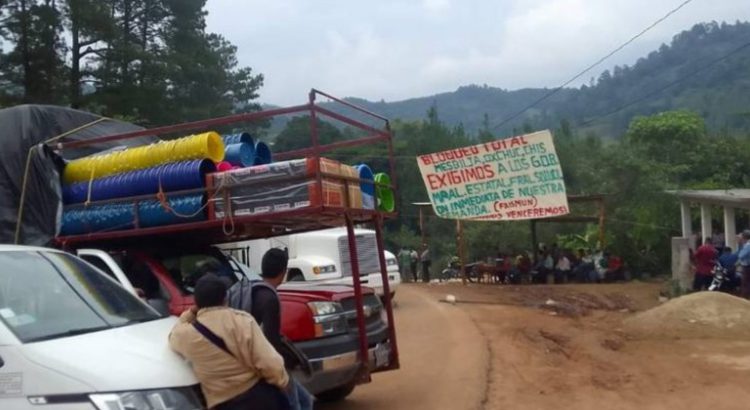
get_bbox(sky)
[205,0,750,105]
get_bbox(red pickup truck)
[76,245,392,402]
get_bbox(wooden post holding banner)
[598,197,606,248]
[530,219,538,264]
[457,219,466,285]
[419,206,425,247]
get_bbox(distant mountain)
[265,21,750,139]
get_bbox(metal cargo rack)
[53,89,400,381]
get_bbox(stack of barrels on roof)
[59,132,394,236]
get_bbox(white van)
[0,245,203,409]
[217,228,401,297]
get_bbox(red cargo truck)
[54,90,400,403]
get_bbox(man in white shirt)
[555,254,571,284]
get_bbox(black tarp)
[0,104,157,245]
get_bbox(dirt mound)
[623,291,750,340]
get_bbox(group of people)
[397,245,432,283]
[503,244,624,284]
[691,230,750,298]
[397,242,625,285]
[169,249,311,410]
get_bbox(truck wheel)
[287,269,305,282]
[315,383,356,402]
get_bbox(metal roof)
[668,189,750,207]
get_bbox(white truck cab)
[0,245,201,410]
[216,228,401,297]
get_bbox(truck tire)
[287,269,305,282]
[315,383,356,402]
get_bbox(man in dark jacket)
[420,245,431,283]
[228,248,313,410]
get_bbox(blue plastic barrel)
[62,159,215,204]
[356,164,375,196]
[61,202,135,235]
[222,132,253,146]
[254,141,273,165]
[224,143,255,167]
[356,164,375,209]
[60,194,207,235]
[137,194,206,227]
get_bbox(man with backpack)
[227,248,314,410]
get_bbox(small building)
[669,189,750,289]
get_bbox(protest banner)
[416,130,569,221]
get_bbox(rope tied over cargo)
[15,117,109,244]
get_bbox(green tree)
[626,110,705,157]
[63,0,115,108]
[0,0,67,103]
[274,115,346,152]
[478,112,494,142]
[159,0,263,124]
[89,0,170,123]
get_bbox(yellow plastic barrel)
[63,132,224,183]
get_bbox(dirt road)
[321,282,750,410]
[318,283,488,410]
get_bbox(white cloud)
[205,0,750,105]
[422,0,451,13]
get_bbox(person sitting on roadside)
[693,238,718,291]
[606,254,625,282]
[511,252,531,284]
[572,248,590,282]
[543,251,555,283]
[554,252,571,284]
[169,274,290,410]
[500,254,513,283]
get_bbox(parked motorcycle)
[441,258,461,281]
[708,262,739,292]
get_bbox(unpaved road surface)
[320,282,750,410]
[318,283,487,410]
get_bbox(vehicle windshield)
[159,249,237,295]
[0,250,161,343]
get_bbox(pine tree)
[63,0,115,108]
[0,0,67,103]
[160,0,263,124]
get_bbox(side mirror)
[147,299,170,317]
[0,355,4,368]
[134,288,146,299]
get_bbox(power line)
[581,39,750,126]
[490,0,696,131]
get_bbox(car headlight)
[308,301,342,316]
[308,301,347,337]
[90,387,202,410]
[313,264,337,274]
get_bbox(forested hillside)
[297,21,750,139]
